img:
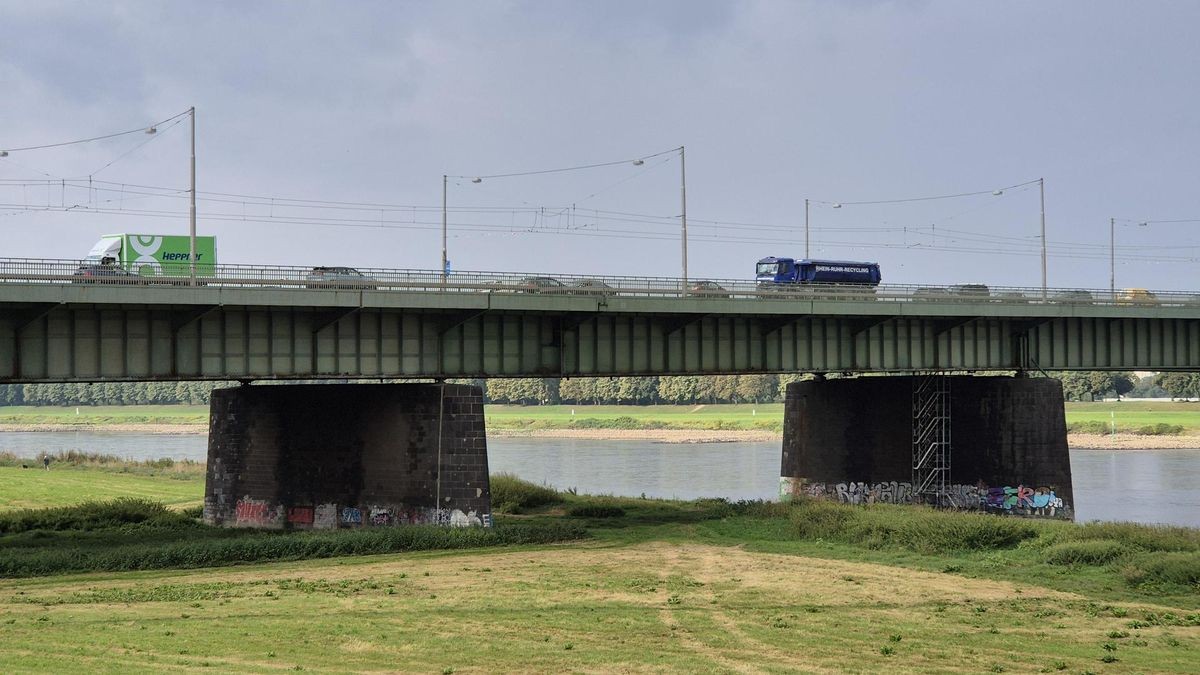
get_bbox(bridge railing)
[2,257,1199,307]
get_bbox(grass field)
[0,471,1198,672]
[0,465,203,511]
[0,405,208,426]
[5,401,1200,434]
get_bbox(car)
[949,283,990,298]
[305,266,377,289]
[994,291,1028,303]
[1116,288,1158,305]
[1052,289,1094,304]
[569,278,613,295]
[72,257,137,284]
[912,286,950,300]
[518,276,565,293]
[689,280,729,297]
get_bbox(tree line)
[1,371,1196,407]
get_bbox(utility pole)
[679,145,688,293]
[1110,217,1116,297]
[1039,177,1046,299]
[441,174,448,281]
[189,106,197,287]
[805,198,810,258]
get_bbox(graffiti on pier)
[369,507,393,526]
[314,503,339,529]
[341,507,363,525]
[780,477,1070,518]
[235,497,276,526]
[981,485,1064,517]
[286,506,314,525]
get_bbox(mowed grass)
[2,541,1197,673]
[1065,401,1200,433]
[0,405,208,425]
[3,400,1200,434]
[0,466,203,511]
[488,403,784,431]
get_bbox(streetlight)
[148,107,197,285]
[441,147,686,288]
[1039,177,1046,299]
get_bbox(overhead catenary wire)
[0,109,191,154]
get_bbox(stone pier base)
[203,383,491,528]
[779,376,1073,519]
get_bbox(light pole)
[679,145,687,292]
[1039,177,1046,299]
[1110,217,1116,296]
[441,174,448,281]
[804,198,810,258]
[188,106,196,286]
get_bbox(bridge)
[3,258,1200,383]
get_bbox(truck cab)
[756,257,798,285]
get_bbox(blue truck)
[755,257,882,287]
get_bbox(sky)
[2,0,1198,290]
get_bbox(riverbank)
[3,422,1197,448]
[0,488,1197,672]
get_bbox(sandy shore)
[1,423,1196,449]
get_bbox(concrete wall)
[779,376,1072,519]
[204,383,490,528]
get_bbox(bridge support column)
[779,376,1073,519]
[204,383,491,528]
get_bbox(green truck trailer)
[84,234,217,277]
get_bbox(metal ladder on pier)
[912,374,951,505]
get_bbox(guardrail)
[1,257,1199,307]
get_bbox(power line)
[812,178,1042,206]
[0,109,191,154]
[455,146,680,180]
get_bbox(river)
[1,431,1197,527]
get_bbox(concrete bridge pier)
[203,383,492,528]
[779,376,1074,519]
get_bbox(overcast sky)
[2,1,1198,290]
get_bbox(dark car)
[912,286,950,300]
[1052,290,1094,304]
[306,266,377,289]
[73,257,136,284]
[689,280,729,297]
[949,283,990,298]
[569,278,613,295]
[518,276,565,293]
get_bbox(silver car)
[305,266,377,289]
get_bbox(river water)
[2,431,1197,527]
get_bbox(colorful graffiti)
[341,507,363,525]
[369,507,393,526]
[286,506,314,525]
[780,477,1069,519]
[981,485,1064,517]
[234,497,275,526]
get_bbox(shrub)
[788,499,1038,554]
[0,521,589,578]
[489,473,562,513]
[1066,420,1110,434]
[0,498,193,534]
[1043,540,1132,566]
[567,504,626,518]
[1040,522,1200,553]
[1121,552,1200,589]
[1131,423,1184,436]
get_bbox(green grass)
[1064,401,1200,434]
[0,464,204,511]
[0,404,208,425]
[0,492,1197,672]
